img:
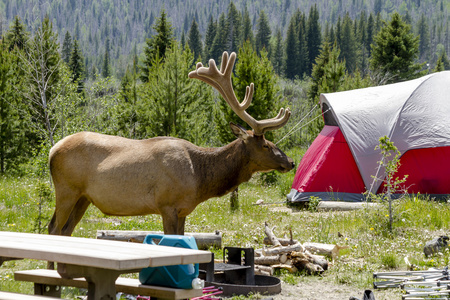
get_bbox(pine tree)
[0,40,28,173]
[440,51,450,70]
[370,12,426,83]
[284,16,299,79]
[308,41,331,102]
[140,43,215,142]
[188,19,202,61]
[306,4,321,75]
[5,16,28,51]
[296,11,309,78]
[434,55,445,72]
[140,9,174,82]
[69,39,85,92]
[271,28,284,75]
[62,31,72,64]
[210,13,228,62]
[340,13,359,73]
[367,13,375,56]
[242,6,254,46]
[102,38,111,78]
[417,13,430,61]
[255,10,271,56]
[203,16,217,60]
[358,11,369,74]
[226,1,242,54]
[374,0,383,15]
[180,30,186,49]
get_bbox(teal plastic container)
[138,234,199,289]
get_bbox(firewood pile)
[253,222,347,276]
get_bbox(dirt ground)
[220,279,402,300]
[273,281,401,300]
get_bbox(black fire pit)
[199,247,281,297]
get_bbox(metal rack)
[373,268,450,299]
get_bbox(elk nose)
[287,157,295,170]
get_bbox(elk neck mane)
[191,138,253,200]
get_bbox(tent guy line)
[276,105,331,145]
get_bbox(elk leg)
[60,196,90,236]
[177,217,186,235]
[48,189,82,236]
[162,209,179,234]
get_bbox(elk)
[48,51,294,237]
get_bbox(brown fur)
[48,124,294,236]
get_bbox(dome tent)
[288,71,450,203]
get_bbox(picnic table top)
[0,231,211,271]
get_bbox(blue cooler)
[139,234,200,289]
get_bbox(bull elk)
[48,51,294,237]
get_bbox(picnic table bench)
[0,231,212,300]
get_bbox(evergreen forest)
[0,0,449,176]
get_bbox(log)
[303,242,347,259]
[264,222,282,247]
[96,230,222,250]
[254,255,281,265]
[317,201,380,212]
[291,257,324,274]
[254,269,271,276]
[254,249,263,257]
[272,264,298,273]
[308,253,329,271]
[263,237,299,246]
[263,243,304,256]
[254,265,274,275]
[290,251,329,271]
[254,254,288,266]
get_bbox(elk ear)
[230,122,249,140]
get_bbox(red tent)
[288,72,450,202]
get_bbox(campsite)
[1,1,450,299]
[2,175,450,299]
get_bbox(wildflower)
[345,237,348,241]
[370,228,374,231]
[385,214,389,217]
[354,244,358,248]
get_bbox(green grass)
[1,175,450,299]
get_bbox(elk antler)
[188,51,291,135]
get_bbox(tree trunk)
[230,187,239,211]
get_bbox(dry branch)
[264,222,282,247]
[263,243,304,256]
[263,237,299,246]
[303,242,347,259]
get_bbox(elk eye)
[263,145,270,150]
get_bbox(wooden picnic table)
[0,231,212,300]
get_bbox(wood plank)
[15,269,203,299]
[97,230,222,249]
[0,291,67,300]
[0,231,206,259]
[0,231,211,269]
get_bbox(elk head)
[189,51,294,173]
